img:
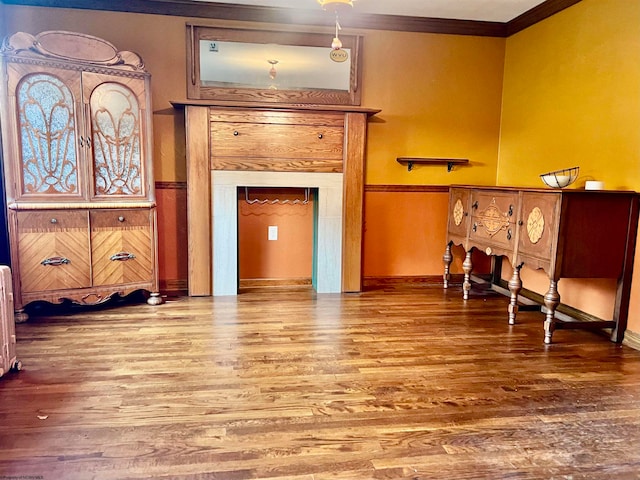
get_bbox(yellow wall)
[499,0,640,189]
[499,0,640,333]
[362,32,505,186]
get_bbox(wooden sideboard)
[443,185,639,344]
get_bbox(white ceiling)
[195,0,548,23]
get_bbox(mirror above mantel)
[187,24,363,105]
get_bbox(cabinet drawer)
[470,190,518,220]
[15,210,91,293]
[90,209,150,229]
[210,110,345,126]
[90,209,153,286]
[469,219,516,253]
[17,210,88,231]
[211,122,344,161]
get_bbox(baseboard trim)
[239,278,312,289]
[623,329,640,351]
[160,279,188,297]
[363,274,462,289]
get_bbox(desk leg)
[443,241,453,289]
[508,262,524,325]
[544,279,560,344]
[462,249,473,300]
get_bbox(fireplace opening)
[212,171,343,296]
[238,187,317,292]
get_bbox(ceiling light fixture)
[267,59,278,80]
[317,0,354,50]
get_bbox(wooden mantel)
[172,100,380,296]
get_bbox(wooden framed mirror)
[186,24,363,105]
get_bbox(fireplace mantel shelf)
[171,99,380,116]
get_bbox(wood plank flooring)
[2,286,640,479]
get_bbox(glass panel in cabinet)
[17,73,79,196]
[90,82,143,197]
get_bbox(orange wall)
[363,191,449,276]
[155,184,188,293]
[238,188,313,280]
[498,0,640,333]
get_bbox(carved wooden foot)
[443,241,453,289]
[147,293,163,306]
[543,280,560,344]
[14,310,28,323]
[508,262,524,325]
[462,250,473,300]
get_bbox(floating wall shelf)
[396,157,469,172]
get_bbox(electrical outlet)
[268,225,278,241]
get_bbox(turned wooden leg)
[543,280,560,344]
[462,250,473,300]
[508,262,524,325]
[443,241,453,289]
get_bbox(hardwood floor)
[1,286,640,479]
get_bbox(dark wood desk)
[443,185,638,344]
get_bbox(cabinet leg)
[443,241,453,289]
[14,309,28,323]
[147,292,163,306]
[508,262,524,325]
[543,280,560,344]
[462,250,473,301]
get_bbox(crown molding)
[1,0,581,37]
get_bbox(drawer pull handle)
[507,229,512,241]
[472,223,478,232]
[41,256,70,266]
[518,220,524,226]
[79,136,84,147]
[110,252,136,262]
[233,130,239,136]
[472,201,479,209]
[508,205,514,216]
[118,216,125,222]
[318,133,323,139]
[50,218,58,224]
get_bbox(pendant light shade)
[318,0,354,50]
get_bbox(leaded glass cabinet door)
[10,67,85,201]
[83,72,148,200]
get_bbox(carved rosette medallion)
[478,198,510,237]
[526,207,545,244]
[453,199,464,226]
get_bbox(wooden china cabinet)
[0,31,161,320]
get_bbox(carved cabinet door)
[7,65,86,201]
[447,187,471,240]
[82,72,148,200]
[517,192,560,263]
